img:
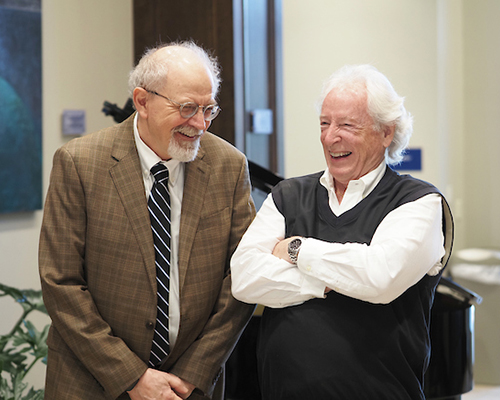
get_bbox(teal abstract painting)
[0,0,42,213]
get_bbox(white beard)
[168,126,202,162]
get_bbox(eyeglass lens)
[180,103,220,121]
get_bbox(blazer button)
[146,321,155,330]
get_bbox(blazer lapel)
[178,146,210,291]
[108,116,157,293]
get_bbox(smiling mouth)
[179,131,200,138]
[330,151,352,159]
[174,126,203,139]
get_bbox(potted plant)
[0,283,49,400]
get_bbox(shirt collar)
[133,113,183,186]
[320,160,387,200]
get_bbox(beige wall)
[0,0,133,389]
[462,0,500,249]
[1,0,499,390]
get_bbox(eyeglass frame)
[145,89,221,121]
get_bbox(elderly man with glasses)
[39,41,255,400]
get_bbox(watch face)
[289,238,302,251]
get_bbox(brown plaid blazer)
[39,115,256,399]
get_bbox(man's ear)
[383,124,396,148]
[133,87,149,119]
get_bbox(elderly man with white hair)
[40,41,255,400]
[231,64,453,400]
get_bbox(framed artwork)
[0,0,42,213]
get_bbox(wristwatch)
[287,238,303,264]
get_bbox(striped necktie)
[148,163,171,367]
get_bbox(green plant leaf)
[22,387,45,400]
[0,283,49,400]
[0,283,48,315]
[0,283,24,300]
[0,347,28,374]
[12,373,29,399]
[0,334,10,348]
[31,325,49,361]
[0,374,15,400]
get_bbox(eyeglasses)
[146,89,221,121]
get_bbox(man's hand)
[272,236,301,263]
[274,236,331,296]
[128,368,196,400]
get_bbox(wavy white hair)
[128,41,221,98]
[317,64,413,165]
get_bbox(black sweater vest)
[257,167,450,400]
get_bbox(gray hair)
[128,41,222,98]
[317,64,413,165]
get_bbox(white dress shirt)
[231,161,445,308]
[134,114,183,348]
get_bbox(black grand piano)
[103,99,482,400]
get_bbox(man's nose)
[323,128,342,144]
[189,108,209,131]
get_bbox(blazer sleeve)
[39,145,148,399]
[168,150,256,396]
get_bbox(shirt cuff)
[297,237,327,293]
[297,239,327,298]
